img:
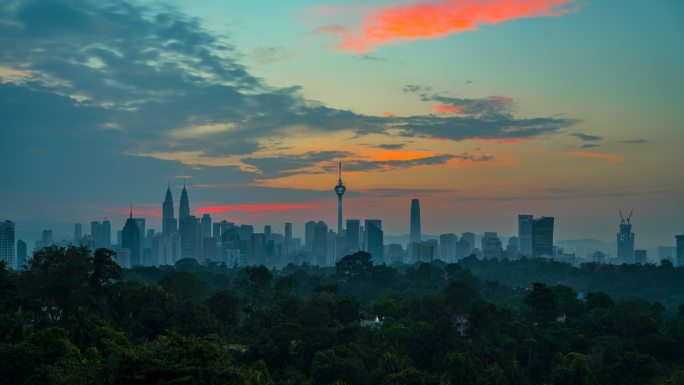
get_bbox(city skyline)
[1,0,683,250]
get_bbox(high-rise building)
[179,216,200,260]
[313,221,328,266]
[133,218,146,258]
[102,218,111,248]
[410,199,421,244]
[179,182,190,220]
[0,221,16,269]
[365,219,384,264]
[676,234,684,267]
[634,249,647,265]
[162,185,177,236]
[91,221,103,248]
[250,233,266,265]
[532,217,554,257]
[617,212,635,264]
[305,221,316,253]
[201,214,212,241]
[334,161,346,235]
[122,208,141,267]
[284,222,293,258]
[16,240,27,269]
[41,230,53,248]
[74,223,82,244]
[518,215,533,257]
[439,233,458,263]
[346,219,360,254]
[482,232,503,260]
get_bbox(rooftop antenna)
[129,204,133,219]
[338,161,342,182]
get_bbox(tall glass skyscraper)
[410,199,421,244]
[518,215,533,257]
[0,220,16,269]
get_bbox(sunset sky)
[1,0,682,250]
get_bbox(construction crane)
[619,209,634,224]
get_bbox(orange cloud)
[315,0,578,52]
[568,151,623,164]
[431,105,464,114]
[196,204,319,215]
[383,111,397,116]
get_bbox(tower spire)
[129,204,133,219]
[338,161,342,182]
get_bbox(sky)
[1,0,683,252]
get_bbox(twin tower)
[162,182,190,236]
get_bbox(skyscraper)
[180,216,201,260]
[532,217,554,257]
[334,161,346,235]
[16,240,27,269]
[74,223,82,244]
[102,219,111,248]
[0,221,15,269]
[346,219,360,254]
[305,221,316,253]
[617,211,635,264]
[122,207,141,267]
[179,182,190,220]
[162,184,177,236]
[41,230,53,247]
[439,233,458,262]
[365,219,384,264]
[482,232,503,260]
[410,199,421,244]
[518,215,533,257]
[91,221,103,248]
[201,214,212,240]
[313,221,328,266]
[284,222,292,258]
[676,234,684,267]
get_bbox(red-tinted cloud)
[315,0,578,52]
[431,105,464,114]
[568,151,623,164]
[196,204,320,215]
[383,111,397,116]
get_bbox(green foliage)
[0,246,681,385]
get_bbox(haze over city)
[2,0,683,253]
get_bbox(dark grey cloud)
[352,188,456,198]
[375,143,405,150]
[581,143,601,149]
[0,0,578,220]
[570,133,603,141]
[242,151,352,178]
[341,154,456,172]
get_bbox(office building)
[74,223,82,244]
[365,219,384,264]
[122,208,141,266]
[0,221,15,269]
[179,182,190,220]
[41,230,53,248]
[16,240,27,269]
[305,221,316,253]
[482,232,503,260]
[518,215,533,257]
[634,249,647,265]
[532,217,554,257]
[102,219,111,248]
[346,219,360,254]
[284,222,292,259]
[439,233,458,263]
[180,216,201,260]
[410,199,421,244]
[201,214,212,241]
[313,221,328,266]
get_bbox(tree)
[207,289,240,326]
[336,252,373,280]
[524,283,558,326]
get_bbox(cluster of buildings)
[1,166,684,269]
